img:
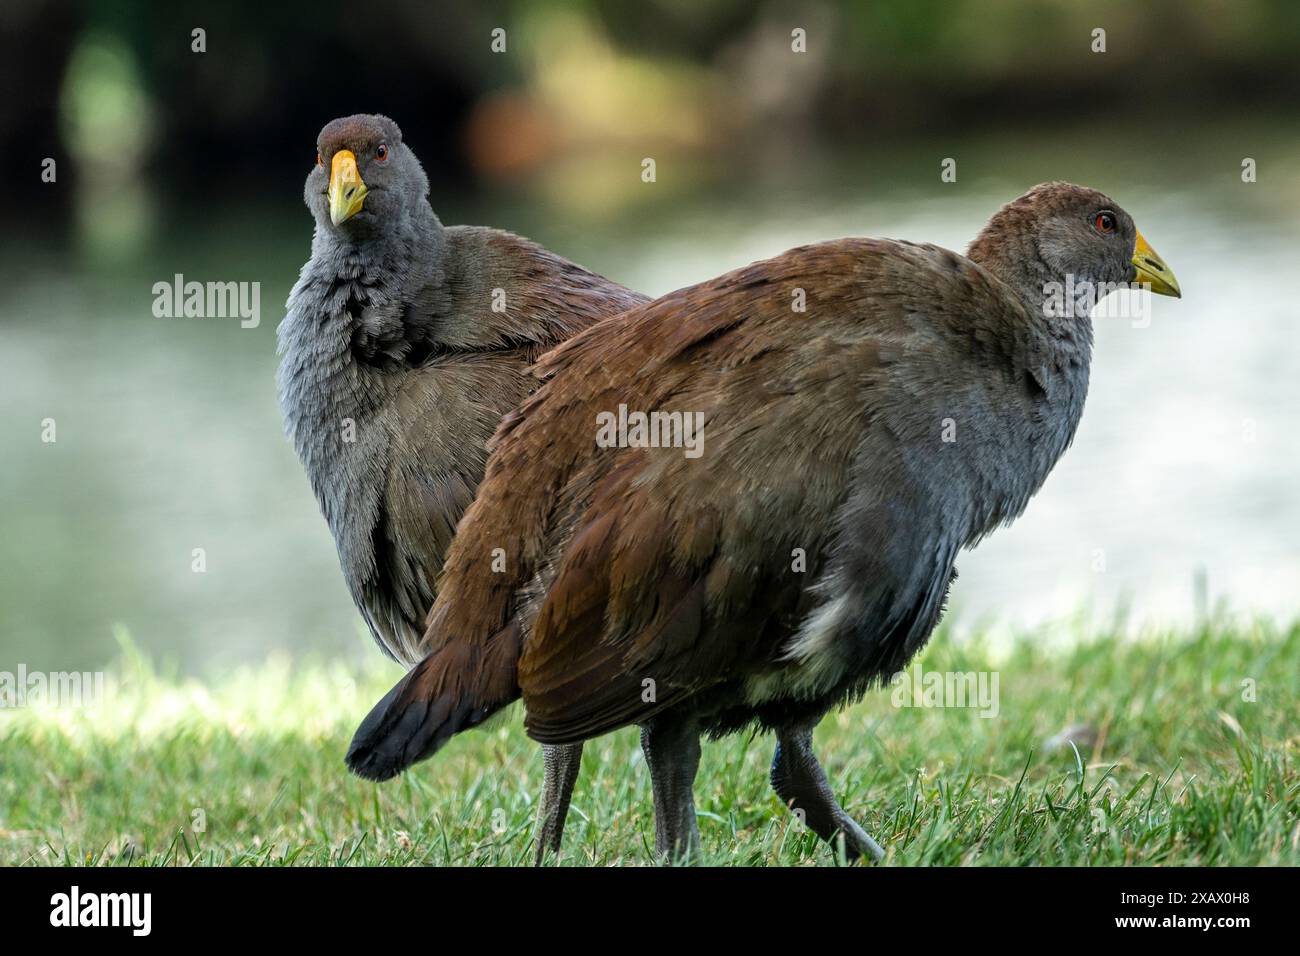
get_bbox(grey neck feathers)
[965,217,1094,357]
[276,201,445,507]
[962,218,1095,534]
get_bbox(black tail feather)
[346,623,524,781]
[348,621,525,785]
[345,658,486,781]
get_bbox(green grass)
[2,618,1297,866]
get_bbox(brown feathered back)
[352,230,1078,768]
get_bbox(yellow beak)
[328,150,367,226]
[1131,230,1180,298]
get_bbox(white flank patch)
[744,593,854,704]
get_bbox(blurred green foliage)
[5,0,1298,214]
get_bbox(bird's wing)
[362,232,651,663]
[434,238,1027,743]
[364,354,530,660]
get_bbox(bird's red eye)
[376,143,388,161]
[316,150,323,167]
[1094,211,1116,233]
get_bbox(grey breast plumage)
[279,212,647,665]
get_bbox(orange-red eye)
[316,150,323,167]
[376,143,388,161]
[1094,211,1116,233]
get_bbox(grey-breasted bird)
[345,181,1180,861]
[277,114,647,860]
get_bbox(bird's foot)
[771,723,885,864]
[641,715,703,864]
[532,742,583,865]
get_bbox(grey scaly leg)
[770,723,884,862]
[533,742,583,865]
[640,715,702,862]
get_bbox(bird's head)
[969,181,1180,313]
[305,114,430,238]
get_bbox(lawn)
[2,618,1297,866]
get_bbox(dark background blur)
[3,0,1298,674]
[6,0,1300,225]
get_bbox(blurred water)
[3,128,1298,673]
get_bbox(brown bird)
[346,182,1180,861]
[276,114,647,859]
